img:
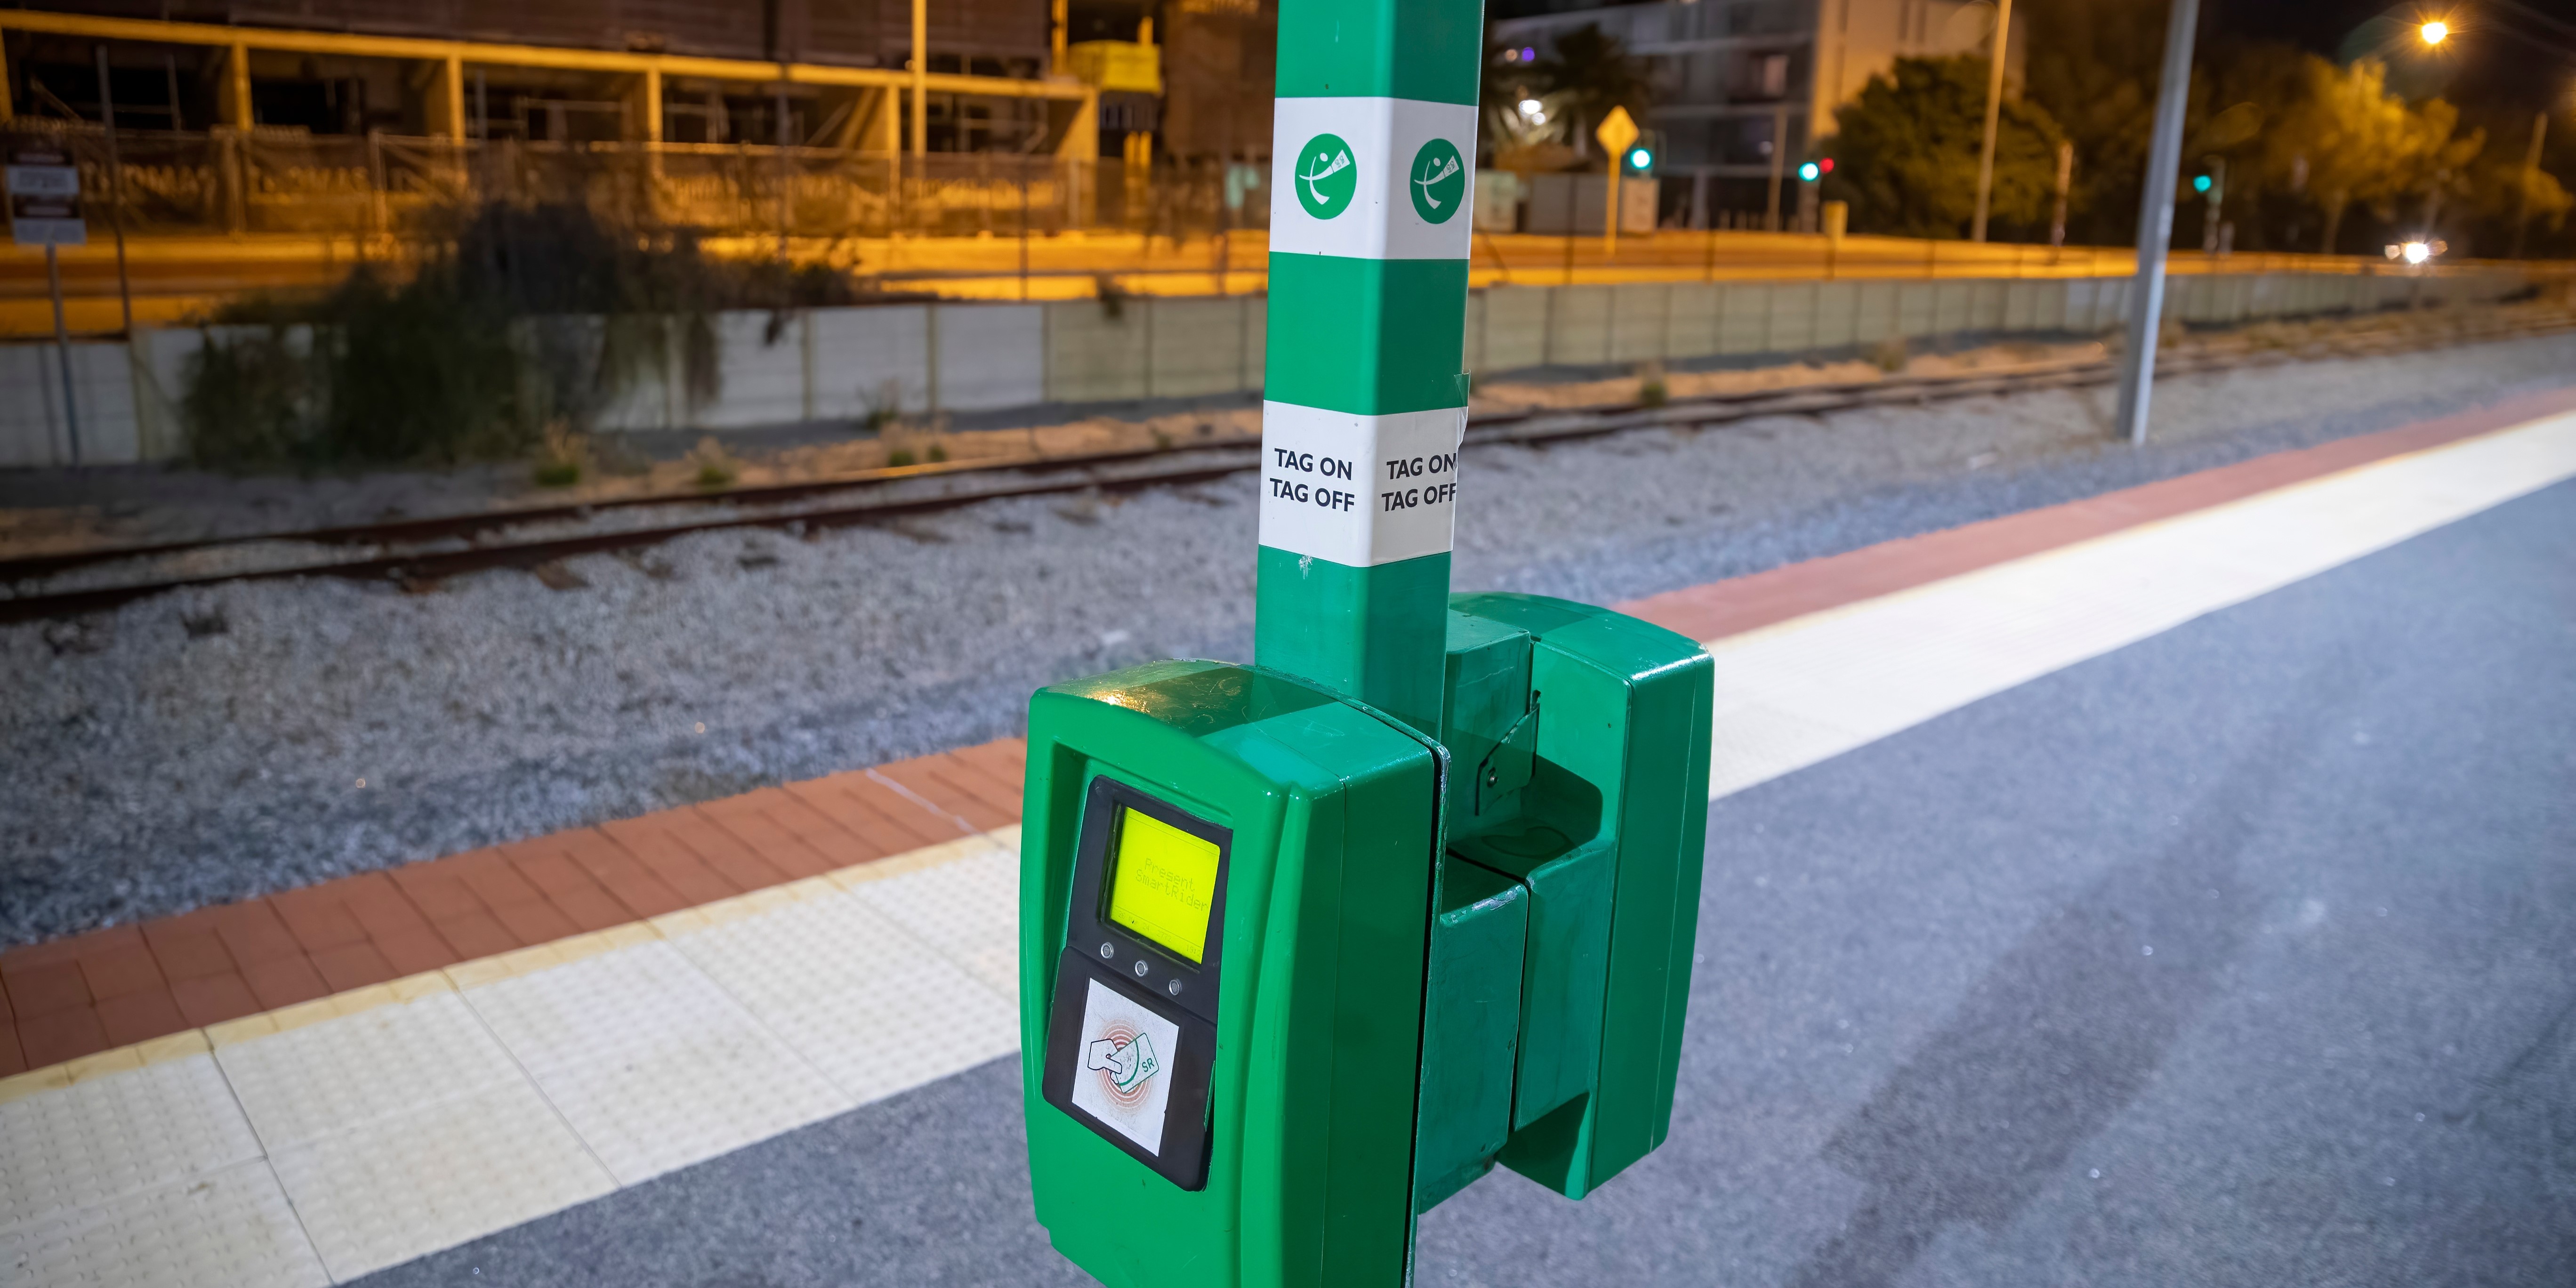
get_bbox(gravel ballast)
[5,332,2572,946]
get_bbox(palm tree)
[1533,24,1649,159]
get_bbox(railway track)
[4,311,2570,626]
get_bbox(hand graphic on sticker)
[1084,1032,1163,1093]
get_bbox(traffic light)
[1626,145,1654,174]
[2192,173,2213,194]
[1798,162,1819,182]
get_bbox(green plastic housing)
[1021,661,1441,1288]
[1020,600,1709,1288]
[1426,593,1715,1201]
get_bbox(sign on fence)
[7,146,86,247]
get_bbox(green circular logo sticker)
[1294,133,1358,220]
[1409,138,1466,224]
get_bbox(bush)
[320,268,526,463]
[1635,361,1667,407]
[1867,335,1910,373]
[182,201,933,473]
[687,437,739,489]
[531,421,587,486]
[183,327,316,469]
[860,378,903,434]
[186,267,527,467]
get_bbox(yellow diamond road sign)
[1594,105,1638,156]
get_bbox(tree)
[2184,41,2308,252]
[1533,24,1650,145]
[2391,96,2485,236]
[2277,57,2423,254]
[2022,0,2166,246]
[2471,133,2574,252]
[1818,56,2066,239]
[1481,24,1647,172]
[1483,37,1573,172]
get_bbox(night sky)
[2208,0,2576,115]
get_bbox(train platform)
[5,387,2574,1285]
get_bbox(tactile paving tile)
[843,837,1022,998]
[670,886,1019,1104]
[1704,701,1868,800]
[464,939,853,1185]
[0,1052,263,1238]
[214,990,523,1154]
[266,1073,613,1282]
[1,1157,327,1288]
[1697,412,2576,795]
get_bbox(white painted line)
[4,413,2569,1285]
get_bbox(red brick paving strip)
[12,387,2572,1073]
[0,739,1027,1070]
[1617,385,2576,642]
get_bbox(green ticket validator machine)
[1019,2,1714,1283]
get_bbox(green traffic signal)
[1627,146,1652,172]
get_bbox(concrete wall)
[0,266,2535,469]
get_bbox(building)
[1490,0,2020,229]
[2,1,1084,156]
[1157,0,1273,162]
[1060,0,1274,163]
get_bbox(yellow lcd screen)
[1106,807,1221,964]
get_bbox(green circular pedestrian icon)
[1294,133,1358,220]
[1408,138,1466,224]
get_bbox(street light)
[2420,20,2449,45]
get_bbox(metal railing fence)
[1,121,1269,244]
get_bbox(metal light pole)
[96,44,133,334]
[2114,0,2201,448]
[1765,101,1787,231]
[2049,139,2073,252]
[1602,146,1620,255]
[2511,112,2547,260]
[774,73,793,263]
[45,245,81,465]
[1969,0,2013,242]
[2199,155,2226,253]
[910,0,928,159]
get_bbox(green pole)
[1256,0,1485,737]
